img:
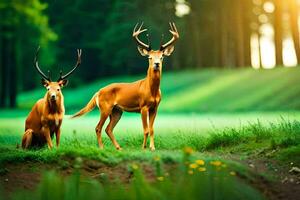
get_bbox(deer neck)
[146,67,161,96]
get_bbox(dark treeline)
[1,0,300,108]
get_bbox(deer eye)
[57,89,60,91]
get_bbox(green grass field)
[1,68,300,199]
[17,67,300,113]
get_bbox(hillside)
[18,67,300,113]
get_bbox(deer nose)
[51,94,56,100]
[154,63,160,70]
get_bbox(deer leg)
[22,129,33,149]
[43,127,53,149]
[105,108,123,150]
[96,112,109,149]
[141,107,149,149]
[55,128,61,147]
[149,108,158,151]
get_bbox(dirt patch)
[210,152,300,200]
[0,159,157,199]
[1,157,299,200]
[243,159,300,200]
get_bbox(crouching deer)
[21,47,81,149]
[72,22,179,151]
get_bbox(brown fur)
[21,81,66,149]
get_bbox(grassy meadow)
[1,67,300,199]
[17,67,300,113]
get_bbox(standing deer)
[72,22,179,151]
[21,47,82,149]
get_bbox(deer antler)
[58,49,82,81]
[133,22,151,51]
[160,22,179,50]
[34,46,51,81]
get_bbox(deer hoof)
[116,146,122,151]
[150,146,155,151]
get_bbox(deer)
[21,47,82,149]
[72,22,179,151]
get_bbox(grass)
[16,67,300,113]
[2,68,300,199]
[0,113,299,166]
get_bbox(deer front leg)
[43,126,53,149]
[141,107,149,149]
[55,128,61,147]
[149,108,157,151]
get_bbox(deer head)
[133,22,179,71]
[34,47,81,103]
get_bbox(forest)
[1,0,300,108]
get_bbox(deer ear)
[162,46,175,56]
[58,79,68,87]
[41,79,49,87]
[137,46,149,56]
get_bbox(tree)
[288,0,300,64]
[274,0,284,66]
[0,0,56,108]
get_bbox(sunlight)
[260,23,276,68]
[251,22,298,69]
[251,33,260,69]
[283,37,298,67]
[263,1,275,13]
[175,0,190,17]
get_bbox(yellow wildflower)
[189,163,198,169]
[198,167,206,172]
[210,161,222,167]
[183,147,194,155]
[195,159,205,165]
[131,164,139,170]
[230,171,236,176]
[153,156,160,162]
[157,176,164,181]
[188,170,194,175]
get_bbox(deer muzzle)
[50,93,56,101]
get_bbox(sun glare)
[283,38,298,67]
[251,22,297,69]
[263,1,275,13]
[175,0,190,17]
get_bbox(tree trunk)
[242,0,252,67]
[8,34,16,108]
[0,25,9,108]
[218,0,228,67]
[234,0,245,67]
[288,0,300,65]
[274,0,284,66]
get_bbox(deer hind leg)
[95,111,110,149]
[105,108,123,150]
[22,129,33,149]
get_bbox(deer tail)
[71,92,98,118]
